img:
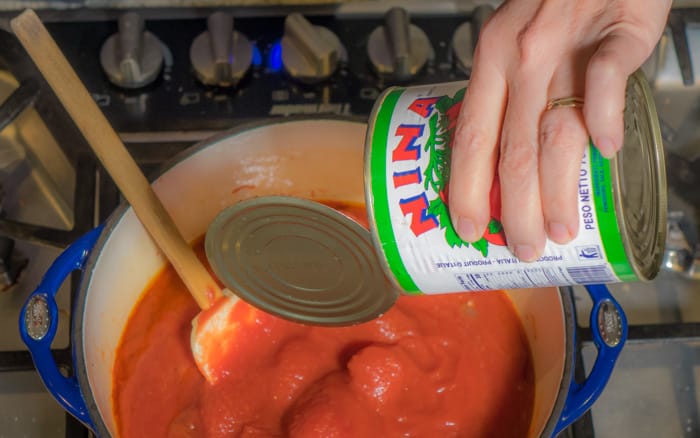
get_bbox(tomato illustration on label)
[485,174,507,247]
[423,88,506,256]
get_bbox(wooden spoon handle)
[11,9,221,309]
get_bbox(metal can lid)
[614,70,668,280]
[205,196,399,326]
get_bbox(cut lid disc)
[205,196,399,326]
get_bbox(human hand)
[448,0,671,261]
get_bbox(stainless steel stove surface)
[0,1,698,437]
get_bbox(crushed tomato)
[113,202,535,437]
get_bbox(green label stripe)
[590,144,637,281]
[369,89,421,293]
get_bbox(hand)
[448,0,671,261]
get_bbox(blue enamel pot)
[19,118,626,437]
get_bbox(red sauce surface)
[113,203,535,437]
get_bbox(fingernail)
[595,136,618,158]
[456,217,477,242]
[547,222,572,243]
[513,244,537,262]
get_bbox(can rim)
[611,70,667,281]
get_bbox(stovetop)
[0,2,699,437]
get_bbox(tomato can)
[364,71,667,293]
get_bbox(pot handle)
[553,284,628,436]
[18,225,104,431]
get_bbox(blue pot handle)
[19,225,104,431]
[553,283,628,436]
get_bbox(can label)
[367,82,637,293]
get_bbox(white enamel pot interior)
[72,118,573,437]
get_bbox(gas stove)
[0,1,698,437]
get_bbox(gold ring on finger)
[546,97,584,111]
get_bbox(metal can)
[364,71,667,294]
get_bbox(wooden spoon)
[11,9,237,384]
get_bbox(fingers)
[477,4,565,261]
[498,71,551,261]
[539,55,589,244]
[448,42,506,242]
[584,31,657,157]
[539,106,587,244]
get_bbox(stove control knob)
[190,12,253,87]
[367,7,433,81]
[100,12,165,89]
[452,5,494,75]
[281,13,346,83]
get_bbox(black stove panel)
[31,15,468,132]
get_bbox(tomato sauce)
[113,203,535,437]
